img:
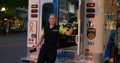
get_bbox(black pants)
[37,47,57,63]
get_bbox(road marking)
[0,38,26,42]
[0,42,25,48]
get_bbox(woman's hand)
[72,21,77,28]
[30,47,37,53]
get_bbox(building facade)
[104,0,119,29]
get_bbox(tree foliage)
[0,0,28,8]
[0,0,28,20]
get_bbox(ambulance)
[21,0,118,63]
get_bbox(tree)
[0,0,28,20]
[0,0,28,8]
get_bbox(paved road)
[0,32,27,63]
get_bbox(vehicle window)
[42,3,54,26]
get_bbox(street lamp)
[0,7,9,35]
[1,7,6,12]
[0,7,6,19]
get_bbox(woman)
[34,14,76,63]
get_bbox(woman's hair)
[49,14,56,18]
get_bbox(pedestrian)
[1,21,6,35]
[32,14,76,63]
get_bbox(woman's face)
[49,15,56,25]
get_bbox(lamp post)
[0,7,6,18]
[0,7,8,35]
